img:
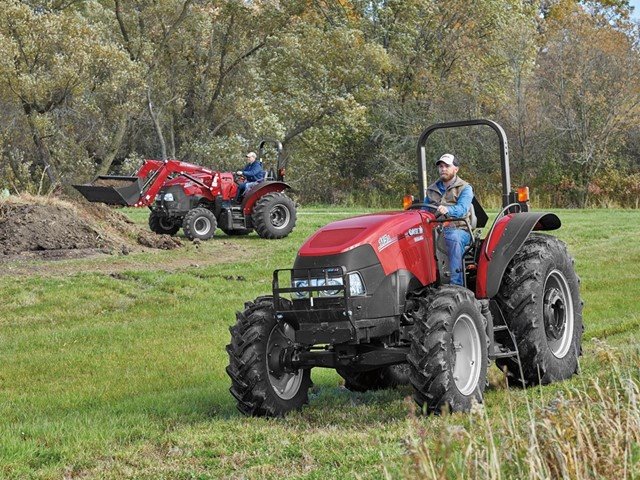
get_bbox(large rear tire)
[148,210,180,235]
[408,286,488,414]
[182,208,217,241]
[226,298,311,417]
[252,192,296,239]
[337,364,410,392]
[495,233,583,387]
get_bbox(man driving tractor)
[235,151,265,201]
[424,153,474,286]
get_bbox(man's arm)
[445,185,473,218]
[243,162,264,181]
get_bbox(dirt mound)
[0,194,181,259]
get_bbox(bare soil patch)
[0,194,181,261]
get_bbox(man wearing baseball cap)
[424,153,474,286]
[235,151,265,201]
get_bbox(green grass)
[0,207,639,479]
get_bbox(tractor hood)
[298,210,428,258]
[293,209,437,318]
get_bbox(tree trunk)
[147,89,167,161]
[24,110,58,185]
[96,114,129,176]
[169,114,176,159]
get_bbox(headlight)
[163,193,175,202]
[348,272,365,296]
[292,279,309,299]
[318,278,343,297]
[291,272,365,298]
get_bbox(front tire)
[408,286,488,414]
[252,192,297,239]
[226,298,311,417]
[182,208,217,241]
[495,233,583,387]
[148,210,180,235]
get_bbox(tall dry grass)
[404,341,640,479]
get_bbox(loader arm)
[73,159,217,207]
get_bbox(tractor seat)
[264,168,276,181]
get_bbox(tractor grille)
[273,266,352,321]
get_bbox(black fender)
[483,212,561,298]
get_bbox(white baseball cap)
[246,152,257,159]
[436,153,458,167]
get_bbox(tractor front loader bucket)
[72,176,143,206]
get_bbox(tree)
[0,1,140,186]
[535,4,640,205]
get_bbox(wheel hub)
[543,270,575,358]
[159,217,174,230]
[544,287,565,341]
[266,322,303,399]
[451,313,482,396]
[194,217,211,235]
[269,205,290,229]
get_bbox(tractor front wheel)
[495,233,583,387]
[252,192,297,239]
[408,286,488,414]
[182,208,217,241]
[148,210,180,235]
[226,298,311,417]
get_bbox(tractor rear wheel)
[252,192,296,239]
[148,210,180,235]
[495,233,583,387]
[408,286,488,414]
[226,298,311,417]
[182,208,217,240]
[337,364,410,392]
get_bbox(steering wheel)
[408,202,446,219]
[407,202,437,211]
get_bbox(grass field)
[1,207,639,479]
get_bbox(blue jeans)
[444,227,471,286]
[236,181,260,200]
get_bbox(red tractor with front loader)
[226,119,583,416]
[73,139,296,240]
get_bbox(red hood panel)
[298,210,436,285]
[299,211,424,256]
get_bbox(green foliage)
[0,0,638,205]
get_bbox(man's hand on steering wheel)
[435,205,449,216]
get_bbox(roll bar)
[258,138,284,167]
[258,138,286,181]
[416,119,511,208]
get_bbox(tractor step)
[223,206,249,230]
[491,322,518,359]
[491,348,518,359]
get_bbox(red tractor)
[73,139,296,240]
[226,119,583,416]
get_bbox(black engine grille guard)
[272,266,359,344]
